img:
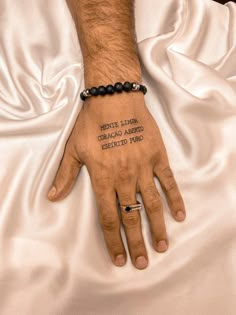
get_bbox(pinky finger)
[154,165,186,222]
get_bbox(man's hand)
[47,92,186,269]
[51,0,186,270]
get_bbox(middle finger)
[115,181,149,270]
[137,168,168,253]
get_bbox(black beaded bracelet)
[80,81,147,101]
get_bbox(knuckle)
[161,166,177,191]
[161,166,174,178]
[100,213,119,231]
[70,157,81,170]
[143,183,158,197]
[93,174,111,193]
[141,184,162,214]
[94,157,110,170]
[122,213,140,227]
[64,142,81,164]
[107,239,122,252]
[146,198,162,214]
[166,179,177,191]
[131,239,144,251]
[96,197,111,213]
[117,159,134,181]
[119,166,131,181]
[143,185,156,198]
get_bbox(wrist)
[83,90,146,115]
[84,70,142,88]
[83,50,142,87]
[80,81,147,102]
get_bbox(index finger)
[91,175,127,267]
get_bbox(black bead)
[98,85,106,96]
[125,206,131,211]
[123,81,132,92]
[106,84,115,94]
[140,85,147,94]
[80,92,86,101]
[90,87,99,96]
[114,82,123,93]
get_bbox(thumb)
[47,147,83,201]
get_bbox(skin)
[47,0,186,270]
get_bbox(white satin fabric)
[0,0,236,314]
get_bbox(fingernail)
[135,256,148,269]
[115,254,125,266]
[176,210,185,220]
[156,240,168,252]
[48,186,57,199]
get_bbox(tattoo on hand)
[98,118,144,150]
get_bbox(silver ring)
[118,200,142,213]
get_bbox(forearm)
[66,0,142,86]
